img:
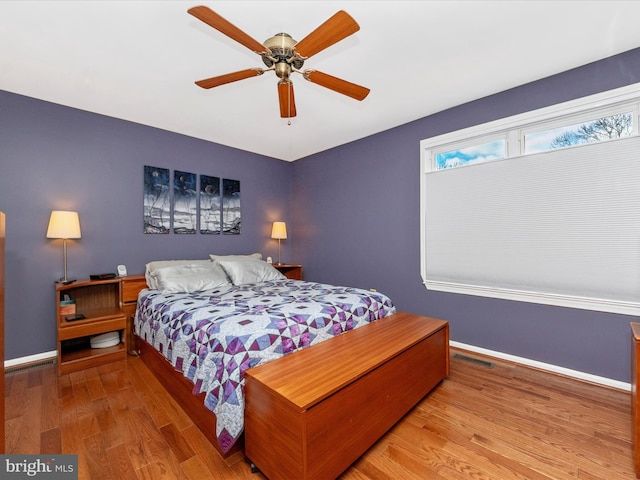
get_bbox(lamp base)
[59,279,76,285]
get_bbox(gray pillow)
[217,257,285,285]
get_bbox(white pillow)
[217,257,285,285]
[151,263,231,293]
[145,259,213,289]
[209,253,262,262]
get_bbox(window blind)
[422,135,640,314]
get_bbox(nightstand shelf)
[273,263,303,280]
[56,278,127,375]
[60,340,124,367]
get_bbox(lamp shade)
[271,221,287,240]
[46,211,81,239]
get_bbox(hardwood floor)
[4,349,636,479]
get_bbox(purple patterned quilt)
[134,279,396,453]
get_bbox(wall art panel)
[200,174,221,234]
[173,170,197,234]
[222,178,241,235]
[143,165,170,234]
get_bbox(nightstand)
[121,275,148,355]
[55,278,126,375]
[273,263,303,280]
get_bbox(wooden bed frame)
[135,338,246,464]
[135,312,449,473]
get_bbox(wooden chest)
[244,312,449,480]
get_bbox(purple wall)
[2,47,640,382]
[0,91,291,360]
[291,47,640,383]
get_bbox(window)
[434,138,506,170]
[523,110,634,155]
[420,83,640,315]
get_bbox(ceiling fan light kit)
[188,6,370,118]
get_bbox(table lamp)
[271,221,287,265]
[47,210,81,283]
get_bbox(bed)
[133,255,398,458]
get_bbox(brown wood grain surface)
[5,348,635,479]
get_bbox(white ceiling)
[2,1,640,162]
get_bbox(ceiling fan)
[187,6,370,118]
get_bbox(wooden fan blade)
[195,68,263,89]
[278,81,297,118]
[304,70,370,101]
[294,10,359,59]
[188,6,266,54]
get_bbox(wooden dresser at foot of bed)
[244,312,449,480]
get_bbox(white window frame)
[420,82,640,315]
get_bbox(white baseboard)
[450,341,631,392]
[4,345,631,392]
[5,350,57,369]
